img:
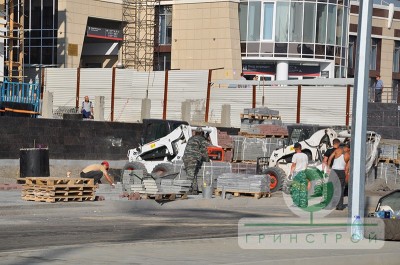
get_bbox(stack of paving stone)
[216,173,270,193]
[379,144,399,160]
[121,170,145,192]
[240,108,287,136]
[96,183,124,200]
[160,179,191,193]
[232,136,282,161]
[142,179,161,194]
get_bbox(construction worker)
[289,142,308,179]
[322,138,341,172]
[327,143,350,210]
[80,161,115,186]
[182,127,210,194]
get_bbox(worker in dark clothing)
[322,138,341,172]
[182,127,210,194]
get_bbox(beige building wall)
[172,1,242,80]
[57,0,123,68]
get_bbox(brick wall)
[0,117,240,160]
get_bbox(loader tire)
[262,167,286,193]
[152,163,175,178]
[122,162,148,176]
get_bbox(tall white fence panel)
[45,68,77,113]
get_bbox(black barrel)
[20,148,50,178]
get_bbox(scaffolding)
[122,0,157,71]
[3,0,24,82]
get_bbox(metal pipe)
[205,67,224,123]
[350,0,373,230]
[252,85,256,108]
[205,69,212,123]
[111,67,116,121]
[75,67,80,109]
[163,69,169,120]
[346,85,351,127]
[296,85,301,123]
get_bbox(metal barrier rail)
[0,80,41,113]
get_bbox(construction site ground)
[0,188,399,265]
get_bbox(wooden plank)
[4,108,40,115]
[214,189,270,199]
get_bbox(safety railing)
[0,80,41,113]
[368,86,399,103]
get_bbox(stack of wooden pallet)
[21,177,96,203]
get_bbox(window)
[336,6,343,45]
[327,5,337,45]
[248,2,261,41]
[263,3,274,40]
[153,52,171,71]
[316,4,327,43]
[22,0,58,66]
[275,2,289,42]
[393,41,400,73]
[289,2,303,42]
[303,3,316,43]
[239,3,248,41]
[348,36,356,69]
[158,6,172,45]
[370,38,378,71]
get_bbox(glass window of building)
[248,1,261,41]
[275,2,289,42]
[336,5,343,45]
[303,3,316,43]
[370,38,378,71]
[348,36,356,69]
[158,6,172,45]
[289,2,303,42]
[263,2,274,40]
[239,3,248,41]
[393,41,400,73]
[327,4,337,45]
[316,4,327,44]
[23,0,58,66]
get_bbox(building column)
[276,61,289,81]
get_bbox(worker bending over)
[81,161,115,187]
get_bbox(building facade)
[8,0,400,97]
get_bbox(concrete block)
[221,104,231,127]
[41,91,53,118]
[141,98,151,121]
[94,96,105,121]
[181,100,191,122]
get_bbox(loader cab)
[141,119,189,145]
[286,124,326,146]
[139,119,189,161]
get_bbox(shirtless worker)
[80,161,115,187]
[327,143,350,210]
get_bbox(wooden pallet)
[21,177,96,203]
[240,113,281,120]
[140,193,188,201]
[214,189,270,199]
[22,195,95,203]
[238,132,287,138]
[24,177,94,186]
[378,158,400,164]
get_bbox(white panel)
[210,86,255,128]
[135,71,165,119]
[301,86,350,126]
[113,69,146,123]
[45,68,77,111]
[261,86,298,124]
[167,70,208,120]
[80,69,113,120]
